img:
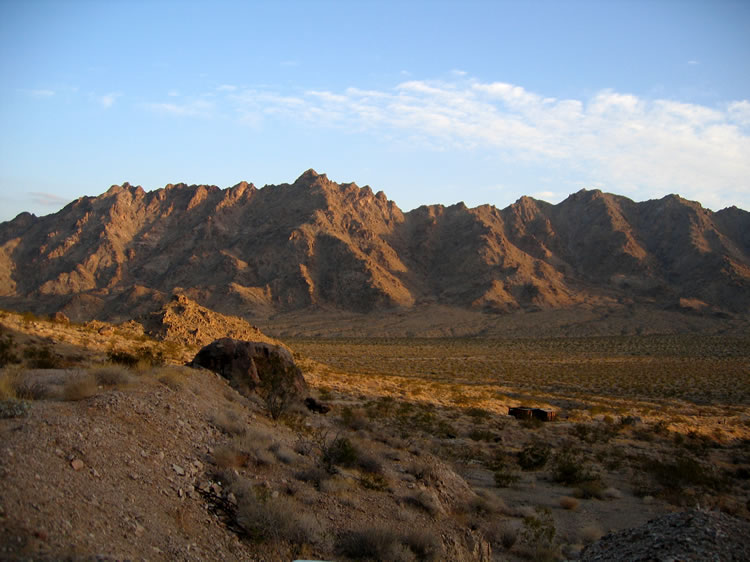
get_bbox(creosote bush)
[235,488,321,546]
[63,372,98,401]
[337,523,442,561]
[518,441,551,470]
[551,444,597,485]
[23,345,62,369]
[0,329,18,367]
[92,365,134,388]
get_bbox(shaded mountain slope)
[0,170,748,328]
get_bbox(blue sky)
[1,0,749,222]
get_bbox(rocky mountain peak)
[0,171,748,330]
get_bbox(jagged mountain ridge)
[1,169,748,325]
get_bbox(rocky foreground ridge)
[0,170,748,331]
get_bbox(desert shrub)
[466,407,491,420]
[158,369,185,390]
[269,443,297,465]
[499,524,518,550]
[357,452,384,475]
[236,435,276,467]
[107,349,139,367]
[23,345,62,369]
[360,473,389,491]
[0,329,18,367]
[579,525,604,545]
[402,527,444,561]
[236,492,321,545]
[518,441,551,470]
[642,454,726,492]
[551,445,597,485]
[0,369,19,400]
[0,399,31,418]
[407,461,439,484]
[294,466,330,489]
[62,372,98,401]
[559,496,579,510]
[520,506,558,560]
[468,428,496,441]
[321,435,359,471]
[341,406,369,430]
[21,311,40,324]
[107,346,164,369]
[213,445,247,469]
[14,377,50,400]
[92,365,133,388]
[336,525,412,561]
[494,464,520,488]
[210,410,247,436]
[462,492,507,518]
[403,490,440,516]
[572,479,607,499]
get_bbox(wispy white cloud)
[217,84,237,92]
[144,99,214,118]
[95,92,121,108]
[30,192,69,207]
[26,89,55,98]
[220,76,750,208]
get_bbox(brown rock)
[190,338,307,398]
[70,459,84,471]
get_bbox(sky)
[1,0,749,223]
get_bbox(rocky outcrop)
[0,170,748,325]
[580,509,750,561]
[190,338,307,398]
[141,293,280,348]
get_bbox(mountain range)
[1,170,748,336]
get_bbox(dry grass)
[62,372,98,401]
[210,409,247,436]
[559,496,579,510]
[92,365,134,388]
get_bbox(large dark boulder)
[189,338,307,398]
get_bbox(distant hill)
[1,170,748,335]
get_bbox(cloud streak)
[146,76,750,209]
[30,192,70,207]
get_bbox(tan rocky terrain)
[0,170,748,336]
[2,310,749,561]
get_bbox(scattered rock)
[304,397,330,414]
[71,459,85,471]
[52,311,70,324]
[172,464,185,476]
[581,509,750,561]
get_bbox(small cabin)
[509,406,556,422]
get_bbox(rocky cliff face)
[1,170,748,324]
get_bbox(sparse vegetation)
[62,372,98,401]
[2,308,750,562]
[0,329,18,366]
